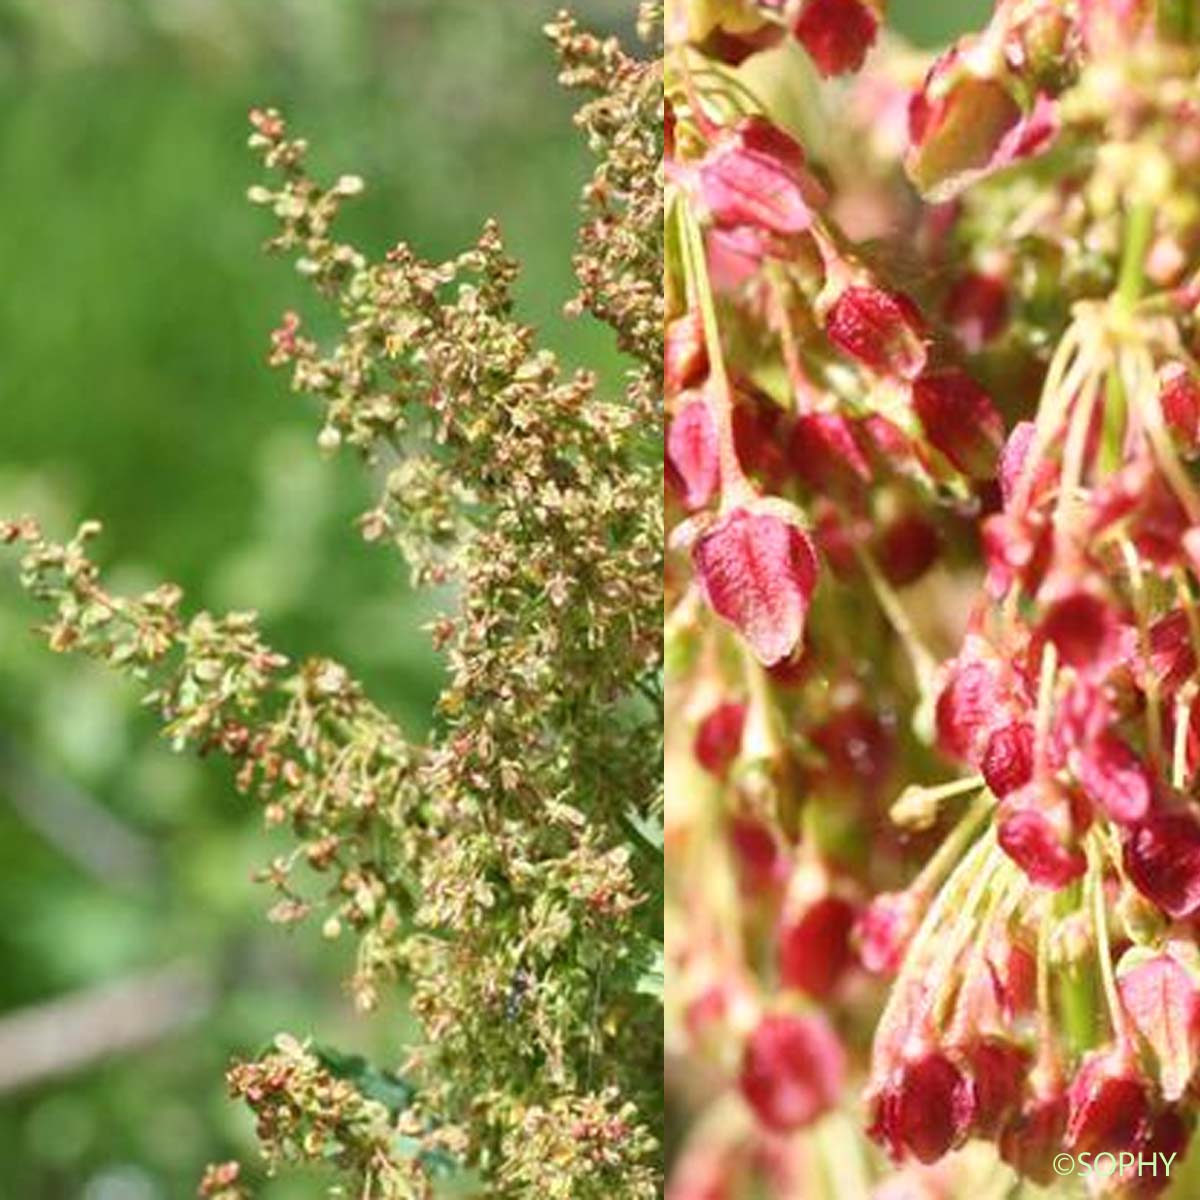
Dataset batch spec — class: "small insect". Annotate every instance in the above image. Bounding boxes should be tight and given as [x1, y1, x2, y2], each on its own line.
[505, 968, 533, 1021]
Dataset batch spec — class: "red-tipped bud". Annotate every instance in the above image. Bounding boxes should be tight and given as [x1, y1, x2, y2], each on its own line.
[1125, 813, 1200, 919]
[824, 286, 927, 382]
[867, 1048, 975, 1163]
[911, 368, 1004, 479]
[791, 0, 879, 78]
[694, 702, 747, 777]
[668, 396, 720, 511]
[778, 894, 858, 1000]
[693, 508, 820, 666]
[739, 1013, 845, 1132]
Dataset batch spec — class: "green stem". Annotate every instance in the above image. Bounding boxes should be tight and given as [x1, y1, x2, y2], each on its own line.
[1116, 202, 1154, 315]
[1088, 834, 1127, 1043]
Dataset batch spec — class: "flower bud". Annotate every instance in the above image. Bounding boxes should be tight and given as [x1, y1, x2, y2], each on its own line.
[855, 890, 923, 976]
[778, 893, 858, 1000]
[911, 368, 1004, 480]
[1160, 363, 1200, 454]
[943, 270, 1009, 352]
[789, 411, 873, 501]
[1074, 731, 1155, 826]
[792, 0, 880, 78]
[692, 507, 820, 666]
[999, 1079, 1068, 1185]
[867, 1046, 975, 1163]
[694, 701, 747, 777]
[1125, 813, 1200, 919]
[739, 1012, 845, 1132]
[980, 721, 1035, 798]
[1064, 1046, 1153, 1157]
[666, 312, 709, 395]
[962, 1038, 1031, 1138]
[824, 286, 928, 382]
[997, 781, 1088, 889]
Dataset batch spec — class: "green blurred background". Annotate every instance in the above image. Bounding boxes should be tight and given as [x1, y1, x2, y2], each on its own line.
[0, 2, 989, 1197]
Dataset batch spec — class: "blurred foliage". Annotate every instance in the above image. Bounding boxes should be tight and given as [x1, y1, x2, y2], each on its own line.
[0, 2, 994, 1197]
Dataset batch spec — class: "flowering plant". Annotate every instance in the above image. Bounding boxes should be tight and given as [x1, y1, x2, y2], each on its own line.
[667, 0, 1200, 1195]
[5, 9, 663, 1199]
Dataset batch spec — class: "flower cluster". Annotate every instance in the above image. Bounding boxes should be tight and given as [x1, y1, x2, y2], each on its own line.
[667, 1, 1200, 1195]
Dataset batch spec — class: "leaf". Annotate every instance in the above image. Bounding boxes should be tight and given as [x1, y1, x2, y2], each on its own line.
[636, 944, 664, 1001]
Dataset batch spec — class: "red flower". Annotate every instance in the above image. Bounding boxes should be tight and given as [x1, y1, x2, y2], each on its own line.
[1065, 1047, 1153, 1157]
[911, 368, 1004, 479]
[824, 286, 927, 382]
[868, 1048, 975, 1163]
[875, 509, 941, 587]
[694, 702, 747, 777]
[935, 651, 1007, 765]
[980, 721, 1035, 798]
[1074, 732, 1155, 826]
[792, 0, 879, 78]
[963, 1038, 1031, 1138]
[698, 117, 820, 236]
[999, 1082, 1069, 1185]
[1125, 813, 1200, 919]
[729, 816, 790, 895]
[668, 396, 720, 511]
[788, 411, 872, 501]
[943, 270, 1009, 352]
[1037, 590, 1126, 673]
[997, 782, 1087, 889]
[693, 508, 819, 666]
[855, 890, 922, 975]
[778, 894, 858, 999]
[739, 1013, 845, 1132]
[1160, 364, 1200, 453]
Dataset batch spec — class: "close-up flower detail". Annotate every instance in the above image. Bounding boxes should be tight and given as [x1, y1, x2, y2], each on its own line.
[667, 0, 1200, 1195]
